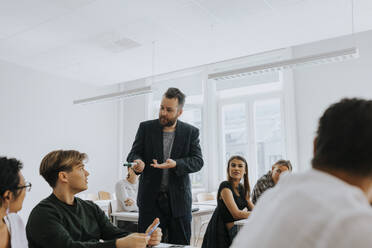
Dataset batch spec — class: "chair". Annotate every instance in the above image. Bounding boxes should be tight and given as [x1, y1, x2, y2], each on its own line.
[195, 192, 216, 246]
[111, 192, 117, 200]
[85, 193, 99, 201]
[197, 192, 215, 202]
[111, 200, 119, 214]
[98, 191, 111, 200]
[211, 191, 217, 199]
[108, 199, 120, 224]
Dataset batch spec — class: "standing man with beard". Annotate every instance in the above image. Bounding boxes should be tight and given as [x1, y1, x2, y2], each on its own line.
[127, 87, 204, 245]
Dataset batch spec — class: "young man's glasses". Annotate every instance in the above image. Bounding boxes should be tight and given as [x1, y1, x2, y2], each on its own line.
[16, 182, 32, 192]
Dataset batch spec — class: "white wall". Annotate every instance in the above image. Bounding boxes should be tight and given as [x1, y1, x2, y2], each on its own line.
[293, 30, 372, 170]
[118, 30, 372, 193]
[118, 79, 149, 181]
[0, 60, 120, 221]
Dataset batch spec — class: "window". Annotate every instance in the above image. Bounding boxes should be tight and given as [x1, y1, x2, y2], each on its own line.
[217, 73, 286, 185]
[179, 105, 203, 188]
[221, 104, 248, 162]
[254, 98, 284, 177]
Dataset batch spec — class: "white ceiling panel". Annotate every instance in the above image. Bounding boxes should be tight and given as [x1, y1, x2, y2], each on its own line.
[1, 0, 372, 85]
[0, 0, 68, 40]
[195, 0, 270, 22]
[264, 0, 307, 8]
[153, 2, 219, 41]
[48, 0, 98, 10]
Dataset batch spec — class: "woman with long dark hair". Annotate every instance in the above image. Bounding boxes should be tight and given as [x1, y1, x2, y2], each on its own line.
[202, 155, 254, 248]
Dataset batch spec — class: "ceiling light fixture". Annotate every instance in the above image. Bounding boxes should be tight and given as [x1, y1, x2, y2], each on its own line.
[209, 47, 359, 81]
[73, 86, 152, 105]
[211, 0, 359, 81]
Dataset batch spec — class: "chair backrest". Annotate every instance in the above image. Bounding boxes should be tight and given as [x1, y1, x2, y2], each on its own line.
[211, 191, 217, 198]
[85, 193, 99, 201]
[98, 191, 111, 200]
[197, 192, 215, 202]
[109, 199, 119, 214]
[111, 192, 117, 200]
[108, 199, 120, 223]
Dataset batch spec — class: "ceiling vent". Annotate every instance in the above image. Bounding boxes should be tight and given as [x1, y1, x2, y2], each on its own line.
[98, 32, 141, 53]
[112, 37, 141, 51]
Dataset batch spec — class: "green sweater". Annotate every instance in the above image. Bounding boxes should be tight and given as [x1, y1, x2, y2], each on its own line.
[26, 194, 128, 248]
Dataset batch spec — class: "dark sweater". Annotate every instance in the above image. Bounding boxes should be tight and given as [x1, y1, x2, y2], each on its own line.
[26, 194, 128, 248]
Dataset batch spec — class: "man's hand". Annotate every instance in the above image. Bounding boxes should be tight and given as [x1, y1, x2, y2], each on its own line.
[150, 159, 176, 169]
[146, 218, 162, 246]
[124, 198, 134, 206]
[132, 159, 145, 173]
[116, 233, 149, 248]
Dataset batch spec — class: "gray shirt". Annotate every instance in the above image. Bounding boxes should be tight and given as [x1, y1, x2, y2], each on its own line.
[160, 131, 175, 192]
[251, 171, 275, 204]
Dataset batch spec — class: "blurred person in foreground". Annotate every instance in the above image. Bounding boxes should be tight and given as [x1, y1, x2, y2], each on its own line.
[232, 98, 372, 248]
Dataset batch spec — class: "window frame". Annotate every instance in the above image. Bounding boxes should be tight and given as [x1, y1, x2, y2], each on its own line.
[217, 89, 285, 185]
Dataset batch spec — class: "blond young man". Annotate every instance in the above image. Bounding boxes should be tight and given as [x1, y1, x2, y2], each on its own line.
[26, 150, 161, 248]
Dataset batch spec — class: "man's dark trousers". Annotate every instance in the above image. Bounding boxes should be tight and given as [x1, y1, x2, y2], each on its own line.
[138, 192, 191, 245]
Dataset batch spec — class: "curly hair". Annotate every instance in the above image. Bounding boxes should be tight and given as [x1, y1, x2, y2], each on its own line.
[312, 98, 372, 176]
[0, 157, 23, 207]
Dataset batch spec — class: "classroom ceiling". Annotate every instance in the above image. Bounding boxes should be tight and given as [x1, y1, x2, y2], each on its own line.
[1, 0, 372, 85]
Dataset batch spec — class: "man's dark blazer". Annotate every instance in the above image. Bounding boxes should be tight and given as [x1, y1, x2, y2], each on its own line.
[127, 119, 204, 218]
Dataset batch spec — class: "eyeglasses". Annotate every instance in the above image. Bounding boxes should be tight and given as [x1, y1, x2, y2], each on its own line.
[15, 182, 32, 192]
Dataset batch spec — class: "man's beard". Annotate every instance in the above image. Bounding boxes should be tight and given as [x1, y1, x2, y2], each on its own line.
[159, 116, 177, 127]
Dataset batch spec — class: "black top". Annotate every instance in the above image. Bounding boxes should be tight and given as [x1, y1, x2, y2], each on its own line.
[26, 194, 128, 248]
[217, 181, 249, 223]
[202, 181, 250, 248]
[126, 119, 204, 219]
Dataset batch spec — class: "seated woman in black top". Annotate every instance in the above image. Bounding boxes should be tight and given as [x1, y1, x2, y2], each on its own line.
[202, 155, 254, 248]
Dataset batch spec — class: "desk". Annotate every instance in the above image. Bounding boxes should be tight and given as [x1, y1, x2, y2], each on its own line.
[94, 200, 111, 216]
[111, 205, 215, 245]
[111, 211, 139, 223]
[192, 200, 217, 206]
[234, 219, 248, 232]
[155, 243, 195, 247]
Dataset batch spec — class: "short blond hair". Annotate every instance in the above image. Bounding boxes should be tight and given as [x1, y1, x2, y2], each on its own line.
[40, 150, 87, 188]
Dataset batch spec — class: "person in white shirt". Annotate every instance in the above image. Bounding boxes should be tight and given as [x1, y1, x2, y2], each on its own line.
[0, 157, 30, 248]
[232, 98, 372, 248]
[115, 166, 139, 232]
[115, 166, 139, 212]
